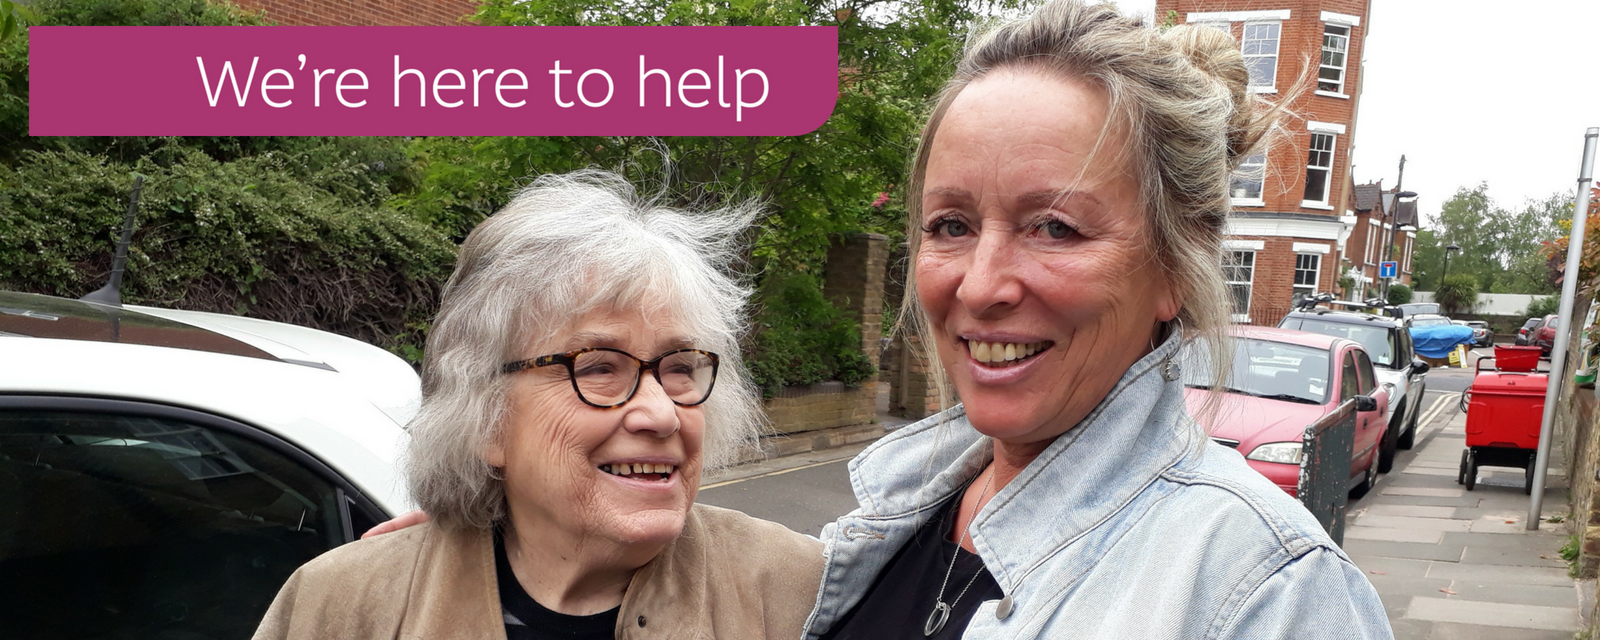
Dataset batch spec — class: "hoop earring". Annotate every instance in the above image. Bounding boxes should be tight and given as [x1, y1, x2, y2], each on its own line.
[1160, 316, 1185, 381]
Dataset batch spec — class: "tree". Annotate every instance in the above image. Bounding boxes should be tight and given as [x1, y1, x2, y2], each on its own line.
[1543, 186, 1600, 296]
[1435, 274, 1480, 315]
[1525, 295, 1559, 317]
[1411, 184, 1568, 293]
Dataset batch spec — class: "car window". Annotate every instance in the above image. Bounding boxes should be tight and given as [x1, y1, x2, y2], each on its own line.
[0, 409, 352, 639]
[1180, 338, 1329, 404]
[1340, 351, 1359, 402]
[1354, 350, 1377, 395]
[1548, 317, 1560, 329]
[1290, 318, 1399, 367]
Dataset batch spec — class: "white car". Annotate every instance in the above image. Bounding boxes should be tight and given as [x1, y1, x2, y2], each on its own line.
[0, 290, 416, 639]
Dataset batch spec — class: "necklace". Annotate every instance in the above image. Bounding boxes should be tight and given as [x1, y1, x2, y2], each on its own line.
[924, 468, 996, 637]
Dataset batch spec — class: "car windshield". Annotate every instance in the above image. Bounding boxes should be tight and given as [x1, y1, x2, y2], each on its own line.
[1283, 319, 1398, 367]
[1181, 338, 1329, 405]
[1412, 317, 1450, 327]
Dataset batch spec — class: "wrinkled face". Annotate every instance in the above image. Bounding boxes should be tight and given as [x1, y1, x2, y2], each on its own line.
[916, 68, 1179, 447]
[488, 304, 705, 548]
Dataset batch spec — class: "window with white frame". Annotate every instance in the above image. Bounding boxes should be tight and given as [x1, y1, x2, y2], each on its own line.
[1293, 254, 1320, 303]
[1365, 221, 1379, 265]
[1230, 153, 1266, 202]
[1223, 251, 1255, 318]
[1319, 24, 1349, 94]
[1303, 133, 1335, 204]
[1241, 22, 1281, 92]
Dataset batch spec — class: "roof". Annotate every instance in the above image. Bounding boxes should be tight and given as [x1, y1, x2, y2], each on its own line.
[1353, 183, 1384, 212]
[1231, 325, 1343, 350]
[1283, 307, 1406, 328]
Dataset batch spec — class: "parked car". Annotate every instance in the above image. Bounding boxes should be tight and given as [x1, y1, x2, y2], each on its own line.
[1454, 320, 1493, 347]
[1531, 314, 1561, 357]
[0, 290, 416, 639]
[1279, 308, 1430, 472]
[1515, 317, 1543, 346]
[1396, 302, 1441, 318]
[1180, 326, 1390, 496]
[1407, 313, 1453, 328]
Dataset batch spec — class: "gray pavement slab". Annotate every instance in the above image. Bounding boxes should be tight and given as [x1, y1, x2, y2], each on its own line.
[1343, 538, 1467, 562]
[1405, 597, 1579, 632]
[1365, 504, 1460, 519]
[1425, 562, 1575, 587]
[1444, 581, 1581, 608]
[1424, 622, 1575, 640]
[1349, 555, 1433, 578]
[1354, 514, 1474, 532]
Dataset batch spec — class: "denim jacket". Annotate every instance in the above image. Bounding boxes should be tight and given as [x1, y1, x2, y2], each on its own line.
[803, 336, 1393, 639]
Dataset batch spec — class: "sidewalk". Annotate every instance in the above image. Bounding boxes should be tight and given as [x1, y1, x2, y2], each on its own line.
[1346, 403, 1583, 639]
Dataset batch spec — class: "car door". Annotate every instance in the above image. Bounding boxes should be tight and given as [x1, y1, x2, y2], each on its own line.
[1353, 348, 1384, 463]
[1338, 348, 1362, 480]
[0, 397, 386, 640]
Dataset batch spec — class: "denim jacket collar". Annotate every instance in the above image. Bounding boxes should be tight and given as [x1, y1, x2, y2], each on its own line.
[843, 333, 1199, 591]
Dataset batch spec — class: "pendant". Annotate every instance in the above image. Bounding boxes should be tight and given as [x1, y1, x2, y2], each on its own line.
[924, 601, 952, 637]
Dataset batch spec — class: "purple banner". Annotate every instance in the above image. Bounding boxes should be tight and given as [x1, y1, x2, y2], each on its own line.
[29, 26, 839, 136]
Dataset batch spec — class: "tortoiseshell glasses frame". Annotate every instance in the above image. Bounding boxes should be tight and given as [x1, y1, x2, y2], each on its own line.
[501, 347, 721, 409]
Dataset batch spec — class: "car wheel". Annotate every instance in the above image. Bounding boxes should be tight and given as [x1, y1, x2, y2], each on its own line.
[1397, 405, 1418, 450]
[1356, 450, 1379, 496]
[1378, 411, 1399, 473]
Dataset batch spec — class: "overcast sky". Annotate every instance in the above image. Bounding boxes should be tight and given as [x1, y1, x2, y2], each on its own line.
[1110, 0, 1600, 225]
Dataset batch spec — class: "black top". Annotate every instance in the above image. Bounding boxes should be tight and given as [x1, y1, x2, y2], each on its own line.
[820, 491, 1003, 640]
[494, 530, 620, 640]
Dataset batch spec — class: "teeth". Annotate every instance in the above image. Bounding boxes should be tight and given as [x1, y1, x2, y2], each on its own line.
[601, 463, 676, 477]
[966, 340, 1048, 365]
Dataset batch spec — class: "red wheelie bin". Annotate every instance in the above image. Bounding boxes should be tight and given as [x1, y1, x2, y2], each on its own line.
[1458, 346, 1546, 493]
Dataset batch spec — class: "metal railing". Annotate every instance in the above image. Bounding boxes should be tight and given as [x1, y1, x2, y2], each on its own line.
[1297, 399, 1358, 545]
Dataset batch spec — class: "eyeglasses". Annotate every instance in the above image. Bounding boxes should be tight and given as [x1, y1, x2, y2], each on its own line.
[501, 347, 720, 409]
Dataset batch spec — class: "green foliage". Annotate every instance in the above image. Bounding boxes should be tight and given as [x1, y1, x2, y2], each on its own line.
[1561, 533, 1580, 578]
[1435, 274, 1480, 315]
[1411, 184, 1568, 293]
[0, 146, 456, 353]
[747, 273, 877, 397]
[0, 0, 449, 361]
[1386, 283, 1412, 305]
[1526, 295, 1560, 318]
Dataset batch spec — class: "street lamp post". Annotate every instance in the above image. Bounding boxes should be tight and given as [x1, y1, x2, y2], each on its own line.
[1439, 243, 1461, 309]
[1381, 158, 1419, 303]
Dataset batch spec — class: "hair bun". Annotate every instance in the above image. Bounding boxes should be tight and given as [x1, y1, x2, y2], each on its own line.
[1162, 24, 1270, 167]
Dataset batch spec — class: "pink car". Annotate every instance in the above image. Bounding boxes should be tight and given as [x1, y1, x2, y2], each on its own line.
[1182, 326, 1391, 496]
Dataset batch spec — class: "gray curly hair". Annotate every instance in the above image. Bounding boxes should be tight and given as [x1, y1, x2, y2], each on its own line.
[405, 168, 764, 530]
[903, 0, 1284, 408]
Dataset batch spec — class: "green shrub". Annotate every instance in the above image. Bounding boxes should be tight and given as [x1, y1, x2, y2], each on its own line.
[748, 273, 876, 397]
[1526, 295, 1560, 318]
[0, 146, 456, 356]
[1436, 274, 1480, 315]
[1387, 283, 1413, 305]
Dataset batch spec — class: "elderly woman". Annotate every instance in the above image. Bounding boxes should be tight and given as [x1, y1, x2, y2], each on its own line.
[803, 3, 1392, 639]
[252, 170, 822, 640]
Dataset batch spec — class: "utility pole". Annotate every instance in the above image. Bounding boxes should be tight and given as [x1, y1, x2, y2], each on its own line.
[1381, 155, 1405, 302]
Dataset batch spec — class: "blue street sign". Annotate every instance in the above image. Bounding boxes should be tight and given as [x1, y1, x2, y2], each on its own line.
[1379, 261, 1398, 279]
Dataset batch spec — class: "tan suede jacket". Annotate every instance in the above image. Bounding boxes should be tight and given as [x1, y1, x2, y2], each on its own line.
[253, 503, 824, 640]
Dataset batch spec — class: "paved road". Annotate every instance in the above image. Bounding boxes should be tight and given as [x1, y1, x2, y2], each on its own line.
[699, 347, 1498, 536]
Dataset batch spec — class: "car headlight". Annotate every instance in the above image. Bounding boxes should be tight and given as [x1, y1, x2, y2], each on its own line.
[1246, 442, 1303, 465]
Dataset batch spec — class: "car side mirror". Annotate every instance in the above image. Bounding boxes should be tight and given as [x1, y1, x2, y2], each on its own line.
[1412, 360, 1430, 375]
[1355, 395, 1378, 413]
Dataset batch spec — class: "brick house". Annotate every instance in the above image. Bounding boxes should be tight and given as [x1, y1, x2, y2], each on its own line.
[1153, 0, 1372, 325]
[231, 0, 478, 26]
[1343, 181, 1420, 302]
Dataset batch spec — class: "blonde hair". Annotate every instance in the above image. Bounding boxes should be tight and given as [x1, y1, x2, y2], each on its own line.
[405, 169, 764, 530]
[902, 0, 1282, 412]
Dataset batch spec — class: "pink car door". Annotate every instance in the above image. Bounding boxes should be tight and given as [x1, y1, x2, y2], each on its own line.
[1352, 348, 1384, 469]
[1337, 349, 1363, 480]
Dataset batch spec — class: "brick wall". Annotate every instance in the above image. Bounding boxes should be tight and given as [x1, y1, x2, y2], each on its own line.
[232, 0, 478, 26]
[1233, 235, 1337, 325]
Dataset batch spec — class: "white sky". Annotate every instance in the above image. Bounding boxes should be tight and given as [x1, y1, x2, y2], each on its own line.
[1110, 0, 1600, 224]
